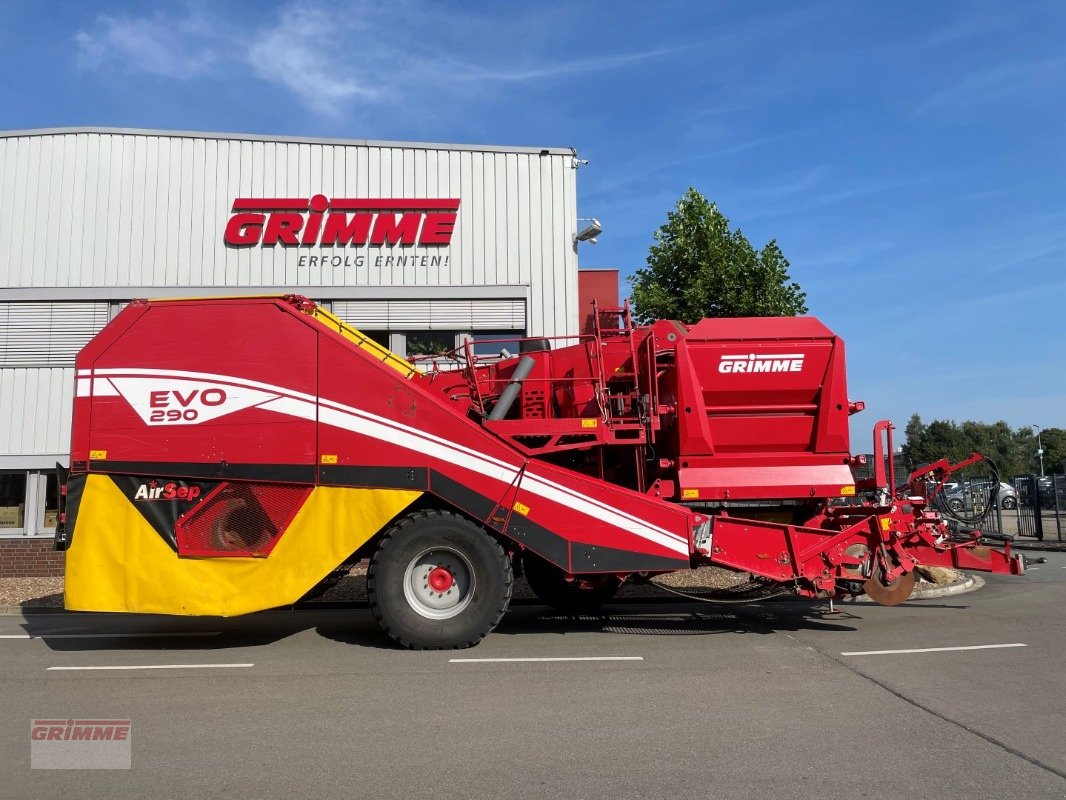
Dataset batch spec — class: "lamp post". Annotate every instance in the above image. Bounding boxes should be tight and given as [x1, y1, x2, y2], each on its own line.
[1035, 425, 1045, 477]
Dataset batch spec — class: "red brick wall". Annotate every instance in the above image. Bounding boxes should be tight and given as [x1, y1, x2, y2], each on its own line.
[0, 538, 65, 577]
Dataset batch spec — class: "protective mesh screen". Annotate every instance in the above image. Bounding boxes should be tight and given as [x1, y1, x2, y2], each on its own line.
[175, 483, 311, 557]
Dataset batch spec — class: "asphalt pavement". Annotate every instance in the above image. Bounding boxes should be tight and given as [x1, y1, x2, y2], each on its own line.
[2, 553, 1065, 799]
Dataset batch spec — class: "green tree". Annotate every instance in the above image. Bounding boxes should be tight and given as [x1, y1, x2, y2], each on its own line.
[901, 416, 1065, 478]
[628, 188, 808, 323]
[1028, 427, 1066, 475]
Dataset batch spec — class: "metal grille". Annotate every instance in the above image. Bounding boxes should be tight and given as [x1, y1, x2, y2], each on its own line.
[0, 302, 110, 367]
[175, 483, 311, 557]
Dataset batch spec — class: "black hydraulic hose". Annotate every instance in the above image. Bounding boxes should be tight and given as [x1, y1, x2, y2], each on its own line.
[932, 456, 1002, 529]
[487, 355, 536, 420]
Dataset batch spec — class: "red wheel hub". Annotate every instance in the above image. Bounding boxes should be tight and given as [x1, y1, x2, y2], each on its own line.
[427, 566, 454, 593]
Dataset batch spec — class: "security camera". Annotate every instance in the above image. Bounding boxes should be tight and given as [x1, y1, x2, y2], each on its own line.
[575, 218, 602, 243]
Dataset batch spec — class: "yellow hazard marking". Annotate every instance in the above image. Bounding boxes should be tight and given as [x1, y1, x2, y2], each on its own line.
[880, 518, 892, 531]
[310, 306, 420, 378]
[682, 488, 699, 499]
[840, 485, 856, 496]
[89, 450, 107, 460]
[512, 501, 530, 516]
[581, 419, 598, 429]
[64, 477, 421, 616]
[320, 454, 338, 464]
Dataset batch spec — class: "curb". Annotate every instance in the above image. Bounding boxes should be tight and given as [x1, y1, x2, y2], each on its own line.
[0, 605, 67, 616]
[1008, 542, 1066, 553]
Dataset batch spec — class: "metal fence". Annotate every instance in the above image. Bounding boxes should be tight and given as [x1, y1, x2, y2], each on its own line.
[1009, 474, 1065, 542]
[928, 475, 1065, 542]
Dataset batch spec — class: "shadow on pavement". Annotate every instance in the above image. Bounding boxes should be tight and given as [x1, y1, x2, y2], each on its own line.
[18, 596, 979, 652]
[495, 601, 858, 638]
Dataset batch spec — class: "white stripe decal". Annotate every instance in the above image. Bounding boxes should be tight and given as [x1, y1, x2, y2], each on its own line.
[83, 368, 690, 556]
[318, 405, 522, 485]
[521, 475, 687, 551]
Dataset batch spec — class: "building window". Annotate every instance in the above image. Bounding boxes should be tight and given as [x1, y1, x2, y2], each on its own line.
[0, 470, 59, 536]
[403, 331, 459, 357]
[364, 330, 390, 348]
[0, 472, 27, 532]
[42, 471, 59, 530]
[470, 331, 525, 357]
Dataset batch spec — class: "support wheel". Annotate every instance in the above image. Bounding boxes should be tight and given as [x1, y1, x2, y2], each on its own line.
[523, 554, 622, 613]
[367, 509, 513, 649]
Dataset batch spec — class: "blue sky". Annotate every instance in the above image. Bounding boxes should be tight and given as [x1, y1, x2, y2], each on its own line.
[2, 0, 1063, 442]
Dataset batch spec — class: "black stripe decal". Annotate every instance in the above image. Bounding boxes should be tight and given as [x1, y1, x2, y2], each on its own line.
[319, 465, 429, 490]
[507, 513, 571, 571]
[429, 471, 499, 523]
[92, 461, 315, 483]
[569, 542, 689, 573]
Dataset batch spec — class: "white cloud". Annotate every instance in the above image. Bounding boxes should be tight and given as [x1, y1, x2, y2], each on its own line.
[244, 3, 381, 116]
[74, 9, 222, 79]
[73, 0, 684, 117]
[913, 56, 1066, 114]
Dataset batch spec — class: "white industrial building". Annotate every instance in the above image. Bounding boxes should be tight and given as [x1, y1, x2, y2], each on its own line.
[0, 127, 584, 537]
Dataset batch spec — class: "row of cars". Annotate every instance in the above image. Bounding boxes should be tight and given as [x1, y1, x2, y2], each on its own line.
[937, 477, 1065, 512]
[938, 481, 1018, 511]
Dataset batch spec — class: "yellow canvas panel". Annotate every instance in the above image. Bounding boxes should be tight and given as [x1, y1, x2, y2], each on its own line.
[65, 475, 420, 616]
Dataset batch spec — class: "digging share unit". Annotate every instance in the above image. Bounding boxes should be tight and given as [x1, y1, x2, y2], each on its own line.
[56, 295, 1022, 648]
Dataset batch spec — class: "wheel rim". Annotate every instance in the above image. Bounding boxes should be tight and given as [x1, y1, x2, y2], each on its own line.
[402, 547, 475, 620]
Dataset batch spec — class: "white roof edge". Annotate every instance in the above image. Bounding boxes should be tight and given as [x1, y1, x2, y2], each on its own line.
[0, 126, 577, 156]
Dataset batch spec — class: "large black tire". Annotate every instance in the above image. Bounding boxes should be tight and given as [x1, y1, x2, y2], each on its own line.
[367, 509, 513, 649]
[523, 554, 622, 613]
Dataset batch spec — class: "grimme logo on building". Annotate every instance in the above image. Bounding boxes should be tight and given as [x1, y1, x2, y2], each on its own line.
[718, 353, 805, 374]
[224, 195, 459, 268]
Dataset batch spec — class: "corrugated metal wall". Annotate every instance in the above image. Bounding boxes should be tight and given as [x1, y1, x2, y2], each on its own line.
[0, 368, 74, 457]
[0, 128, 580, 464]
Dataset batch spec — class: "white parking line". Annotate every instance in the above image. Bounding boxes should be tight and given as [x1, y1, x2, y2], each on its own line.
[841, 643, 1027, 656]
[449, 656, 644, 663]
[0, 632, 221, 639]
[47, 663, 254, 671]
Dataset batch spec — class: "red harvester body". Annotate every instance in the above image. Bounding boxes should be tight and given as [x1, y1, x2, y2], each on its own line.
[57, 295, 1022, 647]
